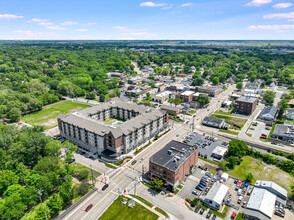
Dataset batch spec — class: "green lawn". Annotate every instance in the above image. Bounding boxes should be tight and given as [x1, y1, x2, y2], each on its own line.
[219, 129, 239, 135]
[228, 156, 294, 192]
[155, 207, 169, 218]
[104, 118, 114, 123]
[99, 197, 158, 220]
[211, 114, 247, 129]
[209, 205, 229, 219]
[236, 213, 245, 220]
[129, 194, 153, 208]
[22, 101, 91, 129]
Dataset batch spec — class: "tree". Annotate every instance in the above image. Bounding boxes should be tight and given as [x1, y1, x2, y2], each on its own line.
[150, 177, 164, 192]
[8, 107, 21, 122]
[192, 77, 204, 86]
[245, 172, 254, 183]
[0, 170, 18, 195]
[59, 178, 75, 205]
[196, 94, 210, 107]
[212, 77, 219, 85]
[173, 98, 183, 106]
[277, 99, 290, 119]
[99, 94, 105, 102]
[86, 91, 96, 99]
[236, 82, 243, 91]
[227, 156, 240, 169]
[34, 204, 50, 220]
[63, 141, 77, 164]
[47, 193, 63, 215]
[114, 88, 121, 97]
[263, 91, 275, 105]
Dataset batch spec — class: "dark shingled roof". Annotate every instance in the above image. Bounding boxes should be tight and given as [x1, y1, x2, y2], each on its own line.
[149, 140, 198, 171]
[203, 116, 224, 124]
[259, 106, 278, 118]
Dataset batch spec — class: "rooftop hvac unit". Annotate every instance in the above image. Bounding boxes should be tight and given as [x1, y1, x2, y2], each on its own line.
[167, 150, 172, 155]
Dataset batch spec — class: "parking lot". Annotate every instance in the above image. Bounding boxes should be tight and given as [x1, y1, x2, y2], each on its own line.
[184, 132, 228, 161]
[246, 121, 271, 141]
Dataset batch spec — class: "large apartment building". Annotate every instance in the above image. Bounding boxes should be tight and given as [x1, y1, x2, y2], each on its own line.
[58, 100, 169, 161]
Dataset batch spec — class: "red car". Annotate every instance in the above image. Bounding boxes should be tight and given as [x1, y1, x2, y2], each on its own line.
[231, 212, 237, 219]
[237, 180, 242, 185]
[85, 204, 93, 212]
[260, 136, 266, 139]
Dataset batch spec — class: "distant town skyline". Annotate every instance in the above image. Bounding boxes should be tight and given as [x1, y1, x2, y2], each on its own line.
[0, 0, 294, 40]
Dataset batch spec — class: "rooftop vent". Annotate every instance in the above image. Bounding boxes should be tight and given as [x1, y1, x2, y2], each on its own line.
[167, 150, 172, 155]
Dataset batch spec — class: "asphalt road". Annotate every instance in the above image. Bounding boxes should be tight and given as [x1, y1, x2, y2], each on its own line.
[60, 122, 189, 220]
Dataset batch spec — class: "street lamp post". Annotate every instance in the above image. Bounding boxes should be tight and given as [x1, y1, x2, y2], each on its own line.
[37, 189, 48, 220]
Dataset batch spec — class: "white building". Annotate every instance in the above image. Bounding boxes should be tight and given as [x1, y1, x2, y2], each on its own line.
[203, 183, 229, 210]
[151, 91, 172, 104]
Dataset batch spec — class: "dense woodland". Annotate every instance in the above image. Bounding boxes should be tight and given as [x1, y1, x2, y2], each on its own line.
[0, 125, 79, 219]
[0, 42, 294, 123]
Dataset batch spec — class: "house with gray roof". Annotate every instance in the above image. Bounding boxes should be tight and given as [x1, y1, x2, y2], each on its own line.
[57, 100, 169, 161]
[202, 116, 225, 128]
[258, 106, 278, 125]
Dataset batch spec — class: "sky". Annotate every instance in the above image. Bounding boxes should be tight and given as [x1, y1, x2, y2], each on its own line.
[0, 0, 294, 40]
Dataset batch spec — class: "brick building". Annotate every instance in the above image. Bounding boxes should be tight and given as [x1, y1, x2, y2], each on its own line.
[193, 86, 222, 97]
[234, 96, 258, 115]
[149, 140, 198, 189]
[175, 91, 195, 102]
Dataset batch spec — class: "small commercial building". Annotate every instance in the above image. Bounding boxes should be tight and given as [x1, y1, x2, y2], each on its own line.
[211, 146, 228, 160]
[151, 91, 172, 104]
[202, 116, 225, 128]
[234, 96, 258, 115]
[244, 188, 276, 220]
[149, 140, 198, 190]
[160, 105, 181, 116]
[203, 183, 229, 210]
[271, 124, 294, 142]
[194, 86, 222, 97]
[255, 180, 287, 202]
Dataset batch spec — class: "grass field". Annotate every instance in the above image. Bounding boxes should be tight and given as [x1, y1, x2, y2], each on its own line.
[228, 156, 294, 192]
[219, 129, 239, 135]
[98, 197, 158, 220]
[211, 114, 247, 129]
[22, 101, 91, 129]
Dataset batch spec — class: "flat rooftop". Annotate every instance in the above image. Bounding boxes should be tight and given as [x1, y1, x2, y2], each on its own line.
[181, 91, 194, 96]
[236, 96, 257, 103]
[149, 140, 198, 171]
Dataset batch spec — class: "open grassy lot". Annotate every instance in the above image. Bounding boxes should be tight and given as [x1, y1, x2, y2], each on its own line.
[99, 197, 158, 220]
[211, 114, 247, 129]
[22, 101, 92, 129]
[219, 129, 239, 135]
[228, 156, 294, 192]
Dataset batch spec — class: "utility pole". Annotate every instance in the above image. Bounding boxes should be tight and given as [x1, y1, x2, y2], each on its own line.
[90, 165, 94, 186]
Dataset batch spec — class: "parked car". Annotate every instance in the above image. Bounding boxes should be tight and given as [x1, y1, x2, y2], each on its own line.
[131, 160, 137, 165]
[192, 190, 198, 195]
[242, 201, 247, 208]
[205, 171, 213, 177]
[85, 204, 93, 212]
[271, 142, 277, 145]
[200, 208, 205, 215]
[234, 179, 238, 184]
[212, 215, 217, 220]
[196, 186, 204, 191]
[265, 127, 271, 130]
[206, 211, 212, 219]
[231, 212, 237, 219]
[140, 157, 144, 163]
[195, 205, 201, 213]
[102, 184, 109, 191]
[237, 196, 244, 204]
[238, 189, 242, 196]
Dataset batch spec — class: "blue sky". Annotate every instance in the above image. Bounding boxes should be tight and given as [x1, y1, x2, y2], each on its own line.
[0, 0, 294, 40]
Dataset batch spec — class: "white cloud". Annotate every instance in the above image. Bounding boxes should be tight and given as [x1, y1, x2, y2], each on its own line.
[60, 21, 78, 26]
[129, 32, 157, 37]
[140, 2, 166, 7]
[113, 26, 128, 31]
[248, 24, 294, 30]
[38, 22, 53, 26]
[180, 3, 193, 7]
[0, 14, 24, 20]
[263, 12, 294, 21]
[161, 5, 172, 10]
[46, 26, 65, 30]
[84, 22, 96, 26]
[13, 30, 58, 38]
[273, 3, 293, 9]
[246, 0, 272, 7]
[27, 18, 48, 23]
[76, 29, 88, 32]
